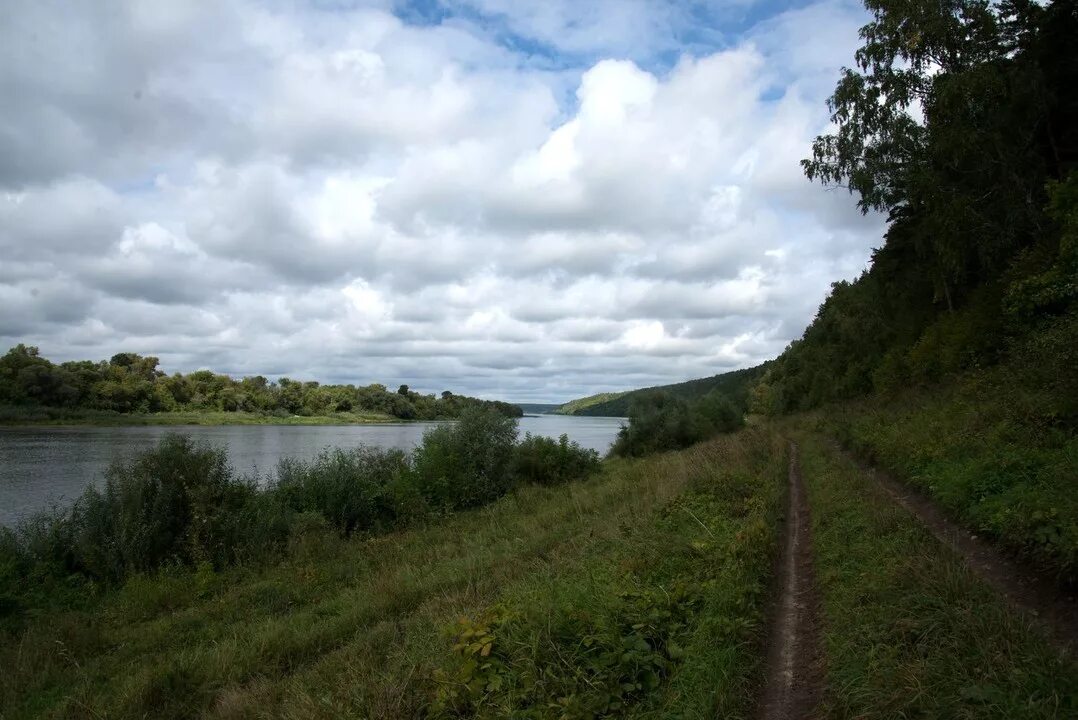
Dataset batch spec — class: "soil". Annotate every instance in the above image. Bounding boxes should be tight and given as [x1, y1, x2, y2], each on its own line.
[756, 442, 825, 720]
[837, 442, 1078, 658]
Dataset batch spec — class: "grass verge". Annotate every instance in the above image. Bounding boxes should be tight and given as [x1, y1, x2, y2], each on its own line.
[429, 426, 784, 719]
[797, 432, 1078, 719]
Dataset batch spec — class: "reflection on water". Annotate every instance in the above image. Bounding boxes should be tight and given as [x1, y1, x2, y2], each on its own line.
[0, 414, 625, 525]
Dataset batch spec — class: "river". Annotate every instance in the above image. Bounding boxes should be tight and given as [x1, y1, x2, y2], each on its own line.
[0, 414, 625, 526]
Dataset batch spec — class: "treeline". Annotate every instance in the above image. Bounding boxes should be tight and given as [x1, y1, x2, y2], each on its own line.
[0, 345, 522, 420]
[755, 0, 1078, 413]
[0, 410, 599, 615]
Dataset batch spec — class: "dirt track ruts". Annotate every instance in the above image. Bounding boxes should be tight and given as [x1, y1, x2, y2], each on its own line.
[837, 442, 1078, 657]
[757, 442, 824, 720]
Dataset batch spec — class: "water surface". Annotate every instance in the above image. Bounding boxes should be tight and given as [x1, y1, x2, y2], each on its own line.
[0, 414, 624, 526]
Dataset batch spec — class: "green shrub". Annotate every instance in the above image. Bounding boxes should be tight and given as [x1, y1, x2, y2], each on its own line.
[510, 433, 601, 486]
[695, 390, 744, 433]
[274, 447, 411, 535]
[611, 390, 744, 458]
[612, 393, 704, 457]
[4, 435, 290, 588]
[70, 435, 266, 579]
[411, 409, 518, 510]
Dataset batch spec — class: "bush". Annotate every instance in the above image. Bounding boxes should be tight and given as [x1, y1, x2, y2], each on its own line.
[411, 408, 518, 510]
[72, 435, 281, 580]
[611, 391, 744, 458]
[3, 435, 290, 587]
[695, 390, 744, 434]
[511, 433, 601, 486]
[273, 447, 412, 535]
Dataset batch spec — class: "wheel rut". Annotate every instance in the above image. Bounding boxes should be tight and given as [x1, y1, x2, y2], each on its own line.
[835, 442, 1078, 657]
[756, 442, 824, 720]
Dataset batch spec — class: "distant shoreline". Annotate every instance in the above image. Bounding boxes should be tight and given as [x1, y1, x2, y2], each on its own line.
[0, 409, 411, 428]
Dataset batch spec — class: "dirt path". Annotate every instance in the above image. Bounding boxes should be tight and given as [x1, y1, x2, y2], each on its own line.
[835, 442, 1078, 657]
[757, 442, 824, 720]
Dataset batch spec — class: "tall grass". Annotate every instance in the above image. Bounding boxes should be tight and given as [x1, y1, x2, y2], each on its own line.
[797, 433, 1078, 718]
[431, 427, 784, 718]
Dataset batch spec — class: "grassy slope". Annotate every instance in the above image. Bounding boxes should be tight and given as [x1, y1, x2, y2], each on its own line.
[795, 432, 1078, 718]
[557, 365, 767, 417]
[0, 407, 401, 426]
[806, 315, 1078, 584]
[1, 429, 782, 719]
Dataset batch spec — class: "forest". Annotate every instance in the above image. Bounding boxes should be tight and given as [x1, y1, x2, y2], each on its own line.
[752, 0, 1077, 414]
[0, 345, 522, 421]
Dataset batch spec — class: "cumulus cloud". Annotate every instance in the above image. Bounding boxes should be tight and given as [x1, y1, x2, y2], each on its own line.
[1, 0, 882, 402]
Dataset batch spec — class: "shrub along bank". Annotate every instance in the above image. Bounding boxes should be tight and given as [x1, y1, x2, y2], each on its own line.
[0, 409, 600, 626]
[610, 389, 744, 458]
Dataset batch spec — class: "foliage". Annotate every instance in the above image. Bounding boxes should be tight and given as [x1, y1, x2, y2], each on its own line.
[0, 345, 522, 422]
[510, 433, 601, 486]
[0, 409, 609, 628]
[411, 408, 519, 511]
[769, 0, 1078, 413]
[0, 427, 770, 719]
[11, 436, 289, 585]
[610, 389, 744, 457]
[818, 313, 1078, 583]
[274, 447, 413, 535]
[553, 391, 628, 416]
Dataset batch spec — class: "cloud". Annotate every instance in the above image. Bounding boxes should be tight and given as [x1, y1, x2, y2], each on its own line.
[0, 0, 880, 402]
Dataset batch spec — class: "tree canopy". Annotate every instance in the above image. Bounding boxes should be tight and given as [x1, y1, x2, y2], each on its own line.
[763, 0, 1078, 412]
[0, 345, 522, 420]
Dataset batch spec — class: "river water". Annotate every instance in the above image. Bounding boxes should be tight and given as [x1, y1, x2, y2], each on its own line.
[0, 415, 625, 526]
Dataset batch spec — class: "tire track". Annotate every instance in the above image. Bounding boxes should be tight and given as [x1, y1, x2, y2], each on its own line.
[757, 442, 824, 720]
[834, 442, 1078, 657]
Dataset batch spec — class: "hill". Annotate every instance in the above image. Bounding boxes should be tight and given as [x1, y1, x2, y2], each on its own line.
[551, 391, 628, 416]
[556, 364, 768, 417]
[514, 403, 562, 415]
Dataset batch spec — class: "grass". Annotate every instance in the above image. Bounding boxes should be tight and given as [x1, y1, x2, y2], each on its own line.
[430, 426, 784, 718]
[0, 406, 401, 426]
[795, 431, 1078, 719]
[818, 377, 1078, 585]
[814, 314, 1078, 584]
[0, 428, 783, 719]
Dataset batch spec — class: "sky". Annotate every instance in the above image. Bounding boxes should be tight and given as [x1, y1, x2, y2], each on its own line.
[0, 0, 885, 403]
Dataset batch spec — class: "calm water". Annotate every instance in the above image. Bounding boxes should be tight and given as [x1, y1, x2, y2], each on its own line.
[0, 415, 625, 526]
